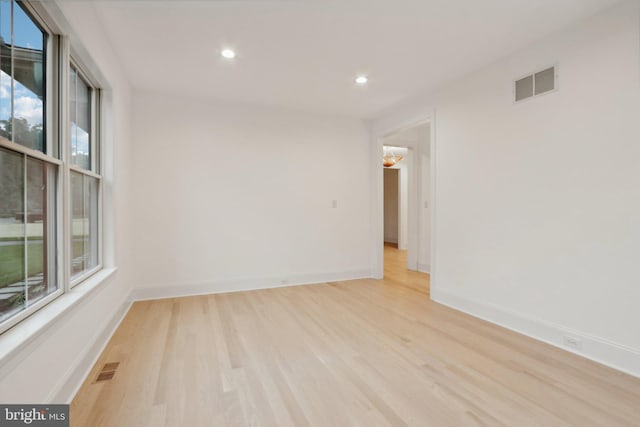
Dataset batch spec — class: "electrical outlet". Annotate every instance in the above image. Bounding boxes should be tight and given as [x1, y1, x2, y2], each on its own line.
[563, 335, 582, 350]
[281, 279, 289, 285]
[332, 200, 338, 208]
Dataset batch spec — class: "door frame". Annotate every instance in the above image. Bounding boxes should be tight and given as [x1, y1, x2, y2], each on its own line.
[371, 113, 436, 288]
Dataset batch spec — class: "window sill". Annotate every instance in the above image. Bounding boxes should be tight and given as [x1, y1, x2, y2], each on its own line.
[0, 267, 117, 377]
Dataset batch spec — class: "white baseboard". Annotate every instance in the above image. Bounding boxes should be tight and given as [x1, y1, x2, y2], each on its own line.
[130, 269, 373, 301]
[48, 300, 132, 403]
[42, 274, 639, 405]
[431, 288, 640, 378]
[417, 262, 430, 273]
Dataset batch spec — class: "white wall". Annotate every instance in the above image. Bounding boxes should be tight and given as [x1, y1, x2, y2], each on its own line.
[418, 147, 430, 272]
[373, 1, 640, 375]
[0, 2, 134, 402]
[130, 91, 372, 298]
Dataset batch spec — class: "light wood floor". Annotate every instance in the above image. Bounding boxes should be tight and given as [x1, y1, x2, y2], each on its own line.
[71, 247, 640, 426]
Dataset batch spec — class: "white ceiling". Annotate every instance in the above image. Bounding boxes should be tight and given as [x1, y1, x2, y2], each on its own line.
[95, 0, 618, 119]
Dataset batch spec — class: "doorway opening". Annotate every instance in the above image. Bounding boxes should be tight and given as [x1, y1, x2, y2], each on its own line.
[380, 122, 431, 283]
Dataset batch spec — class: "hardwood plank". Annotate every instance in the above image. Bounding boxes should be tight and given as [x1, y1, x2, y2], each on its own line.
[71, 247, 640, 426]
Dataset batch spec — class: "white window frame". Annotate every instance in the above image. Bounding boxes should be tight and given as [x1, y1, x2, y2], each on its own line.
[0, 1, 63, 335]
[0, 0, 105, 334]
[67, 60, 103, 289]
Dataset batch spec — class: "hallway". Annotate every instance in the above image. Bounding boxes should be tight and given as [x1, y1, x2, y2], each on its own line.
[383, 244, 429, 295]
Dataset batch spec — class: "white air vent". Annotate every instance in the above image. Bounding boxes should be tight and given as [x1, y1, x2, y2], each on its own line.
[515, 66, 556, 102]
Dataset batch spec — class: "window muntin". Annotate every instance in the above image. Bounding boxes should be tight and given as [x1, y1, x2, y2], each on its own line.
[0, 0, 46, 153]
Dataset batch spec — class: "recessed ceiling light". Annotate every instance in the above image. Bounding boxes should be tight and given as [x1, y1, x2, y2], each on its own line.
[221, 49, 236, 59]
[355, 75, 368, 85]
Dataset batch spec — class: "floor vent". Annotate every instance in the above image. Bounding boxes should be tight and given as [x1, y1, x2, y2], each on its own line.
[96, 362, 120, 382]
[102, 362, 120, 371]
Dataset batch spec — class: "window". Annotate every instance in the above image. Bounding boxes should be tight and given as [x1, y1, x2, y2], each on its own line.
[69, 65, 100, 283]
[0, 0, 46, 152]
[0, 1, 103, 333]
[70, 66, 92, 170]
[0, 1, 59, 328]
[70, 171, 99, 280]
